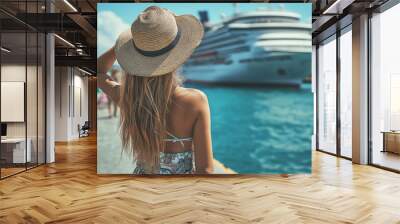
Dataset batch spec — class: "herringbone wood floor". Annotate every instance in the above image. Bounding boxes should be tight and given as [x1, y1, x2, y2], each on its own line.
[1, 135, 400, 224]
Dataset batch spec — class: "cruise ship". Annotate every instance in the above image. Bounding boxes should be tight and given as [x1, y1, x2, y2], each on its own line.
[181, 7, 312, 87]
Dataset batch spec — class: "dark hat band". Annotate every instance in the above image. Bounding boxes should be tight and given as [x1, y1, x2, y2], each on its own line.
[132, 30, 181, 57]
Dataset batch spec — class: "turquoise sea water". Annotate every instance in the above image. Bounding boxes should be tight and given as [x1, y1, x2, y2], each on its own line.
[186, 83, 313, 174]
[97, 84, 313, 174]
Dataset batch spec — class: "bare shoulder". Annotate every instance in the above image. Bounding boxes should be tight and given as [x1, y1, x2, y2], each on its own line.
[179, 87, 208, 101]
[173, 87, 209, 111]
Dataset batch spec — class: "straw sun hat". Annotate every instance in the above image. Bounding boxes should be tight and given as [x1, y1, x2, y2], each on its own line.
[114, 6, 204, 77]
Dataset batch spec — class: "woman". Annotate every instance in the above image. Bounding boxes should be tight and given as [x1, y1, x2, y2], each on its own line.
[98, 6, 214, 174]
[106, 69, 120, 118]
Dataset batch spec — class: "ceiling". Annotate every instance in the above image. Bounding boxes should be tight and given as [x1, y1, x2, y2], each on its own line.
[311, 0, 391, 43]
[0, 0, 99, 73]
[0, 0, 395, 73]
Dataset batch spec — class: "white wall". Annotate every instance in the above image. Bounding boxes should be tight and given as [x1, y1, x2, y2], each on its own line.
[71, 73, 89, 138]
[55, 66, 69, 141]
[1, 65, 26, 139]
[54, 67, 89, 141]
[1, 64, 26, 81]
[1, 65, 41, 137]
[1, 63, 46, 164]
[1, 82, 25, 122]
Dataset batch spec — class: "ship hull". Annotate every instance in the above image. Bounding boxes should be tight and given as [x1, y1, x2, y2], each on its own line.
[182, 51, 311, 88]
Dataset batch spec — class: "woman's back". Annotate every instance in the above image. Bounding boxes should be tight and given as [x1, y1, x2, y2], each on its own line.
[164, 87, 206, 153]
[133, 86, 213, 174]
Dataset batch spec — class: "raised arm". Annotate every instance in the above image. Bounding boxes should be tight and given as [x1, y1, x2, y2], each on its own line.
[193, 91, 214, 174]
[97, 47, 120, 103]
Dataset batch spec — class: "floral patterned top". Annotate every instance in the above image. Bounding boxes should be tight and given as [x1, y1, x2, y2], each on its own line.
[133, 151, 194, 174]
[133, 133, 194, 174]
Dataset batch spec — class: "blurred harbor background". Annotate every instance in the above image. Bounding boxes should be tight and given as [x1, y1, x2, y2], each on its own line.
[98, 83, 312, 174]
[189, 83, 313, 173]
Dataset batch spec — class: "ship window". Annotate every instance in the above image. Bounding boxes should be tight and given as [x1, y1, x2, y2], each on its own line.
[258, 37, 311, 41]
[201, 29, 230, 43]
[238, 18, 296, 24]
[196, 40, 246, 54]
[239, 55, 291, 63]
[227, 16, 299, 25]
[199, 33, 246, 47]
[186, 47, 249, 66]
[220, 46, 250, 54]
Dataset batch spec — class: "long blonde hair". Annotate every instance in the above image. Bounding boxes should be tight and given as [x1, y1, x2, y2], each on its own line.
[119, 72, 181, 172]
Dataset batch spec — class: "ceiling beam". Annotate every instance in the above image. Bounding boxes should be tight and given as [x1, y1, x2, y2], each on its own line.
[323, 0, 356, 14]
[67, 13, 97, 46]
[55, 55, 96, 71]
